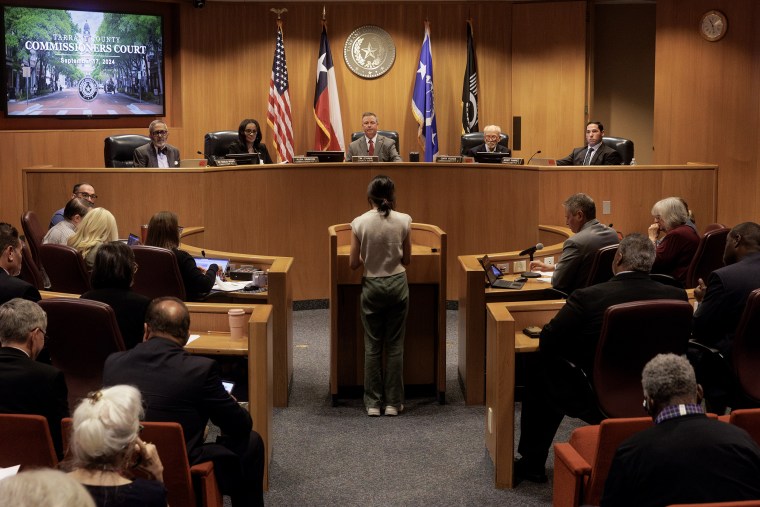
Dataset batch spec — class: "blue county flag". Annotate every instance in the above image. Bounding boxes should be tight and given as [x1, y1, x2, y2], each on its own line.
[462, 20, 479, 133]
[313, 24, 345, 151]
[411, 21, 439, 162]
[267, 21, 295, 163]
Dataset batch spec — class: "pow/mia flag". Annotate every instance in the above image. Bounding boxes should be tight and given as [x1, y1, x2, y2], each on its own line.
[462, 20, 479, 134]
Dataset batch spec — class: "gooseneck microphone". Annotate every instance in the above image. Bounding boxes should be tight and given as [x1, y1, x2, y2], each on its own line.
[519, 243, 544, 278]
[527, 150, 542, 165]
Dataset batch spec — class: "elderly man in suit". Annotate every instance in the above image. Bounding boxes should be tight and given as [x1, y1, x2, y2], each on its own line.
[103, 297, 264, 506]
[556, 121, 623, 166]
[515, 234, 688, 484]
[346, 112, 402, 162]
[133, 120, 181, 168]
[0, 223, 41, 305]
[0, 298, 68, 458]
[466, 124, 509, 157]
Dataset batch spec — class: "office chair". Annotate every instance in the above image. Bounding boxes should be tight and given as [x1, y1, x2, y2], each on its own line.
[203, 131, 239, 164]
[20, 210, 45, 267]
[131, 245, 187, 300]
[38, 244, 91, 294]
[460, 132, 510, 156]
[350, 130, 400, 155]
[601, 136, 634, 165]
[585, 244, 619, 287]
[0, 414, 58, 470]
[104, 135, 151, 167]
[18, 242, 45, 289]
[685, 227, 729, 289]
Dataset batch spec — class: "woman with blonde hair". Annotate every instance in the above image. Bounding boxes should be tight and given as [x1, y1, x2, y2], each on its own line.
[67, 207, 118, 270]
[66, 385, 166, 506]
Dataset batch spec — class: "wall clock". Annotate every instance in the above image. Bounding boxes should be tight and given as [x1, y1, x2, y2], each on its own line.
[700, 10, 727, 42]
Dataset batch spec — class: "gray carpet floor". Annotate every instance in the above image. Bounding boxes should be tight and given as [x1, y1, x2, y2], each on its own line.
[262, 309, 585, 506]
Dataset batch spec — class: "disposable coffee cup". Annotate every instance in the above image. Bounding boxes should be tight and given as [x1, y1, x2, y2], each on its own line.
[228, 308, 247, 340]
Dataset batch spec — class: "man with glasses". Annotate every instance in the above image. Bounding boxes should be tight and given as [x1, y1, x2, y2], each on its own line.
[0, 298, 68, 458]
[133, 120, 181, 168]
[466, 124, 509, 157]
[49, 182, 97, 228]
[0, 223, 41, 305]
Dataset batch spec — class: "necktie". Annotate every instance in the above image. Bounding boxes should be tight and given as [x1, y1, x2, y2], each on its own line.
[583, 147, 593, 165]
[368, 139, 375, 156]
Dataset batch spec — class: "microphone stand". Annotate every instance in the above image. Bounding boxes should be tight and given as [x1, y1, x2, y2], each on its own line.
[521, 250, 542, 278]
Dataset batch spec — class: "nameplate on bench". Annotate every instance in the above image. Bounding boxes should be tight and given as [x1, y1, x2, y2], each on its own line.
[501, 158, 525, 165]
[293, 156, 319, 164]
[214, 158, 237, 167]
[351, 156, 379, 163]
[435, 155, 463, 163]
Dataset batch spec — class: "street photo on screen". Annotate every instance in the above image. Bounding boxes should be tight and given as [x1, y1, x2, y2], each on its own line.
[4, 6, 165, 117]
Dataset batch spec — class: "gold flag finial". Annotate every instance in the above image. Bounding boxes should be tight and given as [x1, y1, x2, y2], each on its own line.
[270, 8, 287, 20]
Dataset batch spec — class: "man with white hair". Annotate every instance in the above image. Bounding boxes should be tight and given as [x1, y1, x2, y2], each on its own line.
[466, 124, 509, 156]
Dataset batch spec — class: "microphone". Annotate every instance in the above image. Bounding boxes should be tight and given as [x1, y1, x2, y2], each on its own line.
[518, 242, 544, 259]
[527, 150, 542, 165]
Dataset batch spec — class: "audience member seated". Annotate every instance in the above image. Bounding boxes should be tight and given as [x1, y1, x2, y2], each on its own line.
[679, 197, 698, 235]
[103, 297, 265, 507]
[49, 182, 97, 229]
[133, 120, 180, 168]
[529, 193, 619, 295]
[0, 223, 41, 304]
[42, 198, 91, 246]
[515, 234, 687, 483]
[65, 385, 167, 507]
[648, 197, 699, 285]
[81, 242, 150, 350]
[601, 354, 760, 507]
[0, 469, 95, 507]
[145, 211, 217, 302]
[67, 208, 119, 271]
[0, 298, 68, 458]
[465, 124, 509, 157]
[226, 118, 273, 164]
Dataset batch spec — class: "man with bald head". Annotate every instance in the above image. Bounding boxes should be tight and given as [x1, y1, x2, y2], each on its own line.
[133, 120, 181, 168]
[103, 297, 264, 506]
[466, 124, 509, 157]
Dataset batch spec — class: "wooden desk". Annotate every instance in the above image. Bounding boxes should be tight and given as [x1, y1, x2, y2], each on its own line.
[329, 223, 447, 404]
[485, 300, 565, 489]
[457, 225, 571, 405]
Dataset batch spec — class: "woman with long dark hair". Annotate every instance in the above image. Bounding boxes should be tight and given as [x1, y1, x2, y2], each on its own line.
[227, 118, 273, 164]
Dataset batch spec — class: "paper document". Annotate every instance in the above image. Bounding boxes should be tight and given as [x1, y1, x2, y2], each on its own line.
[186, 334, 200, 346]
[0, 465, 20, 480]
[213, 280, 250, 292]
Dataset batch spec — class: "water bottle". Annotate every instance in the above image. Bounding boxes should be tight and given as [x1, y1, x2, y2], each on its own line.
[630, 157, 637, 166]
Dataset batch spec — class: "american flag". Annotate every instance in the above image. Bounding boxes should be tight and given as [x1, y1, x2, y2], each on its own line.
[267, 22, 294, 163]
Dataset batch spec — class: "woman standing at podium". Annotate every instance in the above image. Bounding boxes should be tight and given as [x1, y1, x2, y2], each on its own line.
[349, 175, 412, 417]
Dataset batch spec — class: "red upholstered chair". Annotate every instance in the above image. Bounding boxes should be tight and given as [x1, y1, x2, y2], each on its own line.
[728, 408, 760, 446]
[38, 244, 91, 294]
[584, 244, 619, 287]
[669, 502, 760, 507]
[703, 223, 728, 234]
[18, 242, 45, 289]
[0, 414, 58, 470]
[131, 245, 187, 300]
[685, 227, 729, 289]
[20, 210, 46, 268]
[732, 289, 760, 406]
[38, 298, 125, 410]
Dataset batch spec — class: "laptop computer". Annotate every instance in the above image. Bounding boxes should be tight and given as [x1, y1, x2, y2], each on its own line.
[306, 150, 345, 163]
[479, 255, 526, 289]
[194, 257, 230, 273]
[179, 158, 208, 168]
[224, 153, 260, 165]
[529, 158, 557, 166]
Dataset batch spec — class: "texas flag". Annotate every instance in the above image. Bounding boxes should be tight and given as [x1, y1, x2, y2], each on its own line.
[313, 25, 345, 151]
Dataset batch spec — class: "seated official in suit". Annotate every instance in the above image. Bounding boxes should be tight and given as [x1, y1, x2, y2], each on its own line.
[49, 182, 97, 229]
[43, 198, 91, 246]
[556, 121, 623, 166]
[648, 197, 699, 285]
[67, 208, 119, 271]
[0, 298, 68, 458]
[346, 112, 402, 162]
[133, 120, 181, 168]
[466, 124, 509, 157]
[227, 118, 273, 164]
[145, 211, 217, 302]
[0, 223, 41, 304]
[66, 386, 167, 506]
[601, 354, 760, 507]
[81, 242, 150, 350]
[530, 193, 619, 295]
[103, 297, 265, 507]
[515, 234, 688, 484]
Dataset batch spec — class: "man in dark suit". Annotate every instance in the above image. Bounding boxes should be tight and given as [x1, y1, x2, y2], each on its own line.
[103, 297, 264, 506]
[556, 121, 623, 166]
[133, 120, 181, 168]
[529, 193, 619, 295]
[515, 234, 688, 483]
[466, 124, 509, 157]
[346, 112, 402, 162]
[0, 223, 41, 305]
[0, 298, 68, 458]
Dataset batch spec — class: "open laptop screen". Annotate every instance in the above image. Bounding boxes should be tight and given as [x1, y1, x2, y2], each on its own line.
[194, 257, 229, 273]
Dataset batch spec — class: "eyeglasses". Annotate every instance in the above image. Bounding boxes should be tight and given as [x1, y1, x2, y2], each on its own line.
[484, 135, 500, 141]
[35, 327, 49, 345]
[151, 130, 168, 137]
[132, 262, 139, 274]
[76, 192, 98, 200]
[244, 129, 258, 135]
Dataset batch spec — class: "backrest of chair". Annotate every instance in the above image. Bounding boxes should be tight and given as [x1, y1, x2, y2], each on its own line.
[38, 298, 125, 409]
[350, 130, 400, 155]
[585, 244, 619, 287]
[38, 244, 91, 294]
[18, 242, 45, 289]
[582, 417, 653, 505]
[649, 273, 684, 289]
[703, 223, 727, 234]
[204, 131, 239, 160]
[141, 422, 197, 507]
[685, 227, 729, 289]
[21, 210, 45, 266]
[593, 300, 693, 418]
[0, 414, 58, 470]
[732, 289, 760, 402]
[728, 408, 760, 446]
[460, 132, 510, 155]
[131, 245, 186, 300]
[601, 136, 634, 164]
[104, 135, 151, 168]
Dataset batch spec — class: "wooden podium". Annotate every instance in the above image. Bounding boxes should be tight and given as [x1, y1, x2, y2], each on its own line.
[328, 223, 447, 405]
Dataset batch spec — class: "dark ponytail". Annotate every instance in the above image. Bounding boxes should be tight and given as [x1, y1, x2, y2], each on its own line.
[367, 175, 396, 217]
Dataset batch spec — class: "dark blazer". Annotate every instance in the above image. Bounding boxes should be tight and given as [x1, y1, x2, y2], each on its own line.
[174, 249, 217, 302]
[551, 219, 620, 295]
[81, 288, 151, 350]
[0, 347, 69, 458]
[226, 141, 273, 164]
[0, 269, 42, 305]
[103, 337, 253, 462]
[346, 135, 402, 162]
[466, 143, 509, 157]
[556, 143, 623, 166]
[133, 142, 181, 168]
